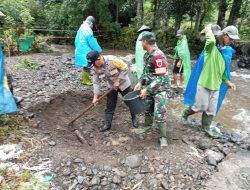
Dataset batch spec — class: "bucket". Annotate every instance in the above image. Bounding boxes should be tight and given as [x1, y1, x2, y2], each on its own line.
[123, 91, 145, 114]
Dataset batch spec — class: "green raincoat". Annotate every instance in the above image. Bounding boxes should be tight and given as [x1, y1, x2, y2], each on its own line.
[135, 32, 147, 78]
[174, 35, 191, 87]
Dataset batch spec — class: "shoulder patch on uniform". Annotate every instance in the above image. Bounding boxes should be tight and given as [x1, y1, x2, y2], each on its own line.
[154, 54, 167, 76]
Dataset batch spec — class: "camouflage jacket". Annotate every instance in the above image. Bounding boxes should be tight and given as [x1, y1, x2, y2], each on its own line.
[138, 48, 171, 95]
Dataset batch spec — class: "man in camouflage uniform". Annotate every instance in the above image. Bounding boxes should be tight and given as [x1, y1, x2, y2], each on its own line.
[134, 31, 171, 147]
[87, 50, 138, 132]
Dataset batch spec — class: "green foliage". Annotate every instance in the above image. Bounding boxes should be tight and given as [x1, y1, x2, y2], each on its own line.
[0, 167, 49, 190]
[20, 170, 32, 181]
[0, 0, 249, 53]
[0, 0, 34, 27]
[15, 56, 39, 71]
[0, 167, 8, 176]
[116, 26, 136, 50]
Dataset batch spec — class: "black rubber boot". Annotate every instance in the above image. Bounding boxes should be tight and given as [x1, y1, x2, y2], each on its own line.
[100, 113, 113, 132]
[131, 114, 138, 128]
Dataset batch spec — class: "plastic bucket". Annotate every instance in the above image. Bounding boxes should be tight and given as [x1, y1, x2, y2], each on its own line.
[123, 91, 145, 114]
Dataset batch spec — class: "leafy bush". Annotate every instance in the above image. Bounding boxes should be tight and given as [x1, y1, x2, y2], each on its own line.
[15, 56, 39, 71]
[115, 26, 136, 50]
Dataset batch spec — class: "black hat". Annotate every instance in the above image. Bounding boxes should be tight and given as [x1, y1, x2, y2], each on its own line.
[87, 51, 100, 66]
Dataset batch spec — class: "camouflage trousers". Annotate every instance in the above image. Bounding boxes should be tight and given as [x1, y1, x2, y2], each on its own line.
[144, 91, 167, 124]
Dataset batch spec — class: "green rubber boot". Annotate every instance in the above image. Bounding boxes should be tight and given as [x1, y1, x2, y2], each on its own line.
[158, 122, 168, 147]
[138, 115, 153, 139]
[202, 112, 220, 138]
[201, 112, 213, 132]
[181, 107, 195, 124]
[82, 71, 93, 86]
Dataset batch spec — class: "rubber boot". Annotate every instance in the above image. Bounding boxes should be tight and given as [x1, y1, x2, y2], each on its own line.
[100, 113, 113, 132]
[82, 71, 92, 86]
[158, 122, 168, 147]
[131, 113, 138, 128]
[138, 115, 153, 139]
[181, 107, 195, 124]
[202, 112, 221, 138]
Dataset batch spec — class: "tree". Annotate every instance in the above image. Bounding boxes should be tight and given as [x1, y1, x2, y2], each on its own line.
[194, 0, 205, 33]
[238, 0, 250, 32]
[227, 0, 243, 26]
[136, 0, 144, 28]
[217, 0, 227, 28]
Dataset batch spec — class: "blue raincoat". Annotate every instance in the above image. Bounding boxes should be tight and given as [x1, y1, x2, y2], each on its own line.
[184, 45, 235, 113]
[74, 22, 102, 67]
[0, 44, 17, 114]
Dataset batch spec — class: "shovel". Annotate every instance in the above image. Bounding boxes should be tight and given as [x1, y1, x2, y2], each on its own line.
[67, 88, 113, 144]
[68, 88, 113, 126]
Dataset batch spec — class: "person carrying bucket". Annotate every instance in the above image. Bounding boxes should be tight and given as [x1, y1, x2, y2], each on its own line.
[87, 50, 138, 132]
[182, 24, 239, 138]
[75, 16, 102, 85]
[134, 31, 171, 147]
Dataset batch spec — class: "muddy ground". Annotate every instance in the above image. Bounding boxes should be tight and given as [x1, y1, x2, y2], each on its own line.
[1, 50, 250, 190]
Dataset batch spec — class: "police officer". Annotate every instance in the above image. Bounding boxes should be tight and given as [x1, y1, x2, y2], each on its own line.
[134, 31, 171, 147]
[75, 16, 102, 85]
[87, 50, 138, 132]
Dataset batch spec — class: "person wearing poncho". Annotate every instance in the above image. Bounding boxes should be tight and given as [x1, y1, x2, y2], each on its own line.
[75, 16, 102, 85]
[135, 25, 152, 79]
[172, 29, 191, 89]
[182, 24, 240, 138]
[0, 12, 17, 114]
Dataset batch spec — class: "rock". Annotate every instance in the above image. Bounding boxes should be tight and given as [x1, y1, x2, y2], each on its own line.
[55, 186, 63, 190]
[77, 176, 85, 184]
[149, 178, 158, 188]
[221, 147, 231, 155]
[191, 171, 199, 179]
[169, 176, 175, 182]
[81, 166, 87, 171]
[112, 175, 121, 184]
[198, 139, 212, 150]
[103, 164, 112, 172]
[125, 154, 142, 169]
[74, 158, 83, 163]
[92, 168, 98, 175]
[205, 150, 224, 166]
[90, 176, 100, 186]
[140, 166, 150, 174]
[135, 173, 143, 180]
[161, 178, 169, 189]
[230, 131, 247, 143]
[114, 169, 126, 178]
[156, 174, 164, 179]
[86, 168, 93, 176]
[0, 176, 5, 184]
[66, 161, 71, 166]
[49, 141, 56, 146]
[37, 42, 52, 53]
[128, 175, 135, 180]
[62, 168, 71, 176]
[69, 180, 78, 190]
